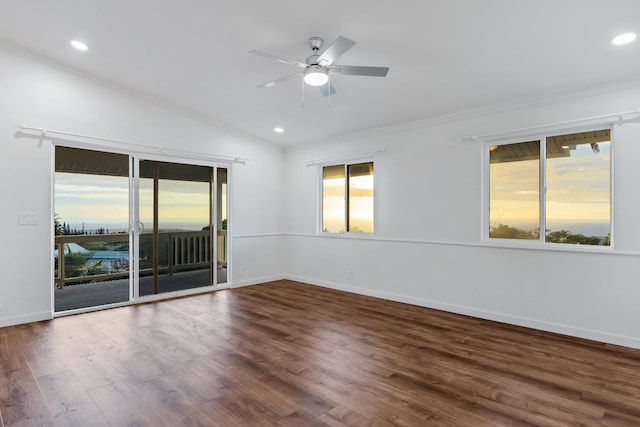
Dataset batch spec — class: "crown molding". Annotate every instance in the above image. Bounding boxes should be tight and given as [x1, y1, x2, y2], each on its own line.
[295, 78, 640, 149]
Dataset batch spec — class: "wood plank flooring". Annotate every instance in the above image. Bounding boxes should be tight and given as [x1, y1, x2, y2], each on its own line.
[1, 279, 640, 426]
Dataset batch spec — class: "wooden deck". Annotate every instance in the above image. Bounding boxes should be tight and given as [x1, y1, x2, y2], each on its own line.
[2, 280, 640, 426]
[54, 268, 227, 312]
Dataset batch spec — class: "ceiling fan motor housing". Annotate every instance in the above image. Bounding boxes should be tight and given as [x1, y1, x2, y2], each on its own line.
[308, 36, 324, 52]
[306, 54, 320, 65]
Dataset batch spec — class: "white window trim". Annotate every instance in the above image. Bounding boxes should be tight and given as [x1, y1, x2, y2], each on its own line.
[481, 124, 614, 252]
[317, 157, 375, 236]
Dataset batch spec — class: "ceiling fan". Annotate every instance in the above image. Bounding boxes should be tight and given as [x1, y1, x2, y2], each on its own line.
[249, 36, 389, 96]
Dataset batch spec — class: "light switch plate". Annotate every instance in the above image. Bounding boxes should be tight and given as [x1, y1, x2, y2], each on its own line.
[19, 212, 39, 225]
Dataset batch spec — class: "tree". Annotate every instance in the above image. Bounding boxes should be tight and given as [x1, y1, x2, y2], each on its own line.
[546, 229, 604, 245]
[54, 213, 64, 236]
[64, 250, 88, 278]
[84, 241, 109, 251]
[87, 260, 108, 276]
[490, 224, 539, 240]
[566, 233, 600, 245]
[546, 229, 571, 243]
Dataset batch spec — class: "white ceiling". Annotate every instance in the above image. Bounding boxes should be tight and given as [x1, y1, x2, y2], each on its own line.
[1, 1, 639, 145]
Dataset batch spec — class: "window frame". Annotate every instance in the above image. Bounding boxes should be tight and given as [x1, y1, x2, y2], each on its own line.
[318, 159, 375, 235]
[482, 125, 614, 250]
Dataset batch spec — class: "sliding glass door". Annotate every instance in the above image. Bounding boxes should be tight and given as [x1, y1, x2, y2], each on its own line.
[54, 146, 132, 312]
[54, 146, 229, 313]
[216, 167, 228, 284]
[137, 159, 216, 296]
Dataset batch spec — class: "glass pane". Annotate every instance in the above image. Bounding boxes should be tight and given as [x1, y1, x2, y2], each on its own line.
[348, 162, 374, 233]
[545, 130, 610, 245]
[54, 146, 130, 311]
[217, 167, 228, 284]
[139, 160, 213, 296]
[322, 165, 345, 233]
[138, 171, 155, 292]
[489, 140, 540, 240]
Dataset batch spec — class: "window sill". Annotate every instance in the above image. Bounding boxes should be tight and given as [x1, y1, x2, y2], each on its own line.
[288, 233, 639, 256]
[482, 238, 614, 254]
[318, 232, 375, 239]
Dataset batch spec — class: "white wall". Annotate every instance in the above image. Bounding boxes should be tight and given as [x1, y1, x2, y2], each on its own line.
[283, 85, 640, 349]
[0, 45, 285, 326]
[2, 41, 640, 350]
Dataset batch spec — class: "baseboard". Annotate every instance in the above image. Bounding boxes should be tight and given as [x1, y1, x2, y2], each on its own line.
[0, 311, 52, 328]
[6, 277, 638, 350]
[285, 275, 640, 350]
[231, 274, 286, 289]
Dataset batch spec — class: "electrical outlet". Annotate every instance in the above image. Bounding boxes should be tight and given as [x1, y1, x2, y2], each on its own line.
[346, 270, 353, 281]
[238, 266, 245, 276]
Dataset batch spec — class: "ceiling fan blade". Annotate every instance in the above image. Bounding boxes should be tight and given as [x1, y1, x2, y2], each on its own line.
[319, 81, 336, 97]
[330, 65, 389, 77]
[248, 50, 308, 69]
[317, 36, 356, 67]
[257, 71, 303, 88]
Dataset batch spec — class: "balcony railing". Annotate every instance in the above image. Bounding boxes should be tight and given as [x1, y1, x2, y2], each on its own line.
[54, 230, 226, 288]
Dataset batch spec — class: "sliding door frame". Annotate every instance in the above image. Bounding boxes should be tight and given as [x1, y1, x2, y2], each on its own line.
[52, 141, 232, 316]
[131, 153, 232, 303]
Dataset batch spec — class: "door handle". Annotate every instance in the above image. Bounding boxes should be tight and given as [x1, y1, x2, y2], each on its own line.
[136, 220, 145, 235]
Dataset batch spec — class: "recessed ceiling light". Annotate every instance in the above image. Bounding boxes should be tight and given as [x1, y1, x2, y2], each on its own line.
[274, 127, 284, 133]
[612, 32, 636, 45]
[70, 40, 89, 51]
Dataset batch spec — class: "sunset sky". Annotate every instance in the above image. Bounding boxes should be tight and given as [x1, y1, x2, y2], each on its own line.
[323, 173, 374, 233]
[55, 173, 213, 231]
[55, 173, 129, 230]
[490, 141, 610, 236]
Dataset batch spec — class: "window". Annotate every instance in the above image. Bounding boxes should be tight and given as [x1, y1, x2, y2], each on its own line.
[488, 129, 611, 246]
[322, 161, 374, 233]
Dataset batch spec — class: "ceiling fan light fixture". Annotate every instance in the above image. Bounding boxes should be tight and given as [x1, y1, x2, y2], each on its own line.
[304, 65, 329, 86]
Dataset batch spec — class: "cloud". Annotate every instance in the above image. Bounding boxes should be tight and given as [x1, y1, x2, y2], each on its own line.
[490, 142, 610, 225]
[55, 172, 211, 227]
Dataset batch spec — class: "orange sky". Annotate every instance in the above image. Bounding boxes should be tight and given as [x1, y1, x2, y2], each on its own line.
[490, 142, 610, 232]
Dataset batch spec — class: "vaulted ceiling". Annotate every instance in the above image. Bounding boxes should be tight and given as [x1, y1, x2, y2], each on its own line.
[1, 1, 638, 145]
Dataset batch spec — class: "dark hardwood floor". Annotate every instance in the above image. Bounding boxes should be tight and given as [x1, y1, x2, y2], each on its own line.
[1, 280, 639, 426]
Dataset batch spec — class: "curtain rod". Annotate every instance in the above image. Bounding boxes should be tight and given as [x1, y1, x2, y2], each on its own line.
[304, 148, 386, 166]
[458, 108, 640, 143]
[20, 125, 249, 164]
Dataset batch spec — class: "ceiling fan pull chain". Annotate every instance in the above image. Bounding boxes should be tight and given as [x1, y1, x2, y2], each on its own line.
[328, 74, 331, 108]
[301, 76, 305, 108]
